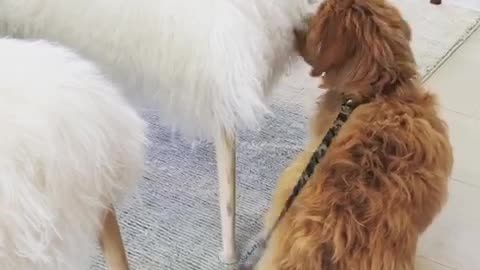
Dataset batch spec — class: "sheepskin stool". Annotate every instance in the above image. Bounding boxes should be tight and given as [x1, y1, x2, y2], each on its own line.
[0, 38, 146, 270]
[0, 0, 320, 262]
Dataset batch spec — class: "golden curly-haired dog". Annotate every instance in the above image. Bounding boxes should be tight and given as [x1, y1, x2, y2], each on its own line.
[256, 0, 453, 269]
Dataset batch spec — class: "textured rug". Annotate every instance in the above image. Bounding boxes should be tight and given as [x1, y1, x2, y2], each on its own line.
[91, 1, 480, 269]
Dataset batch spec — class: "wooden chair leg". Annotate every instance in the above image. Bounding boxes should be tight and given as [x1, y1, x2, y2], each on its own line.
[99, 207, 129, 270]
[215, 128, 237, 264]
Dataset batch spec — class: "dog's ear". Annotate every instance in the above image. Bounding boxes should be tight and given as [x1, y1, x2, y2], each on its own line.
[305, 3, 356, 77]
[294, 29, 309, 64]
[401, 19, 412, 41]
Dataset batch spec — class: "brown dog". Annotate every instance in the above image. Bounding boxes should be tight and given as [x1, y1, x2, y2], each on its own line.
[256, 0, 453, 269]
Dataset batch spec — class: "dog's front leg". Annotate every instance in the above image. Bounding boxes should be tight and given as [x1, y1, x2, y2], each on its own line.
[99, 207, 129, 270]
[215, 128, 238, 264]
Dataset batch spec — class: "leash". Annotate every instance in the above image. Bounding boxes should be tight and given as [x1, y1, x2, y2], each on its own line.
[238, 98, 360, 270]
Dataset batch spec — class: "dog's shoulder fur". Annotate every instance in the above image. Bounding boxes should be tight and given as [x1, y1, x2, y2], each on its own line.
[258, 0, 453, 269]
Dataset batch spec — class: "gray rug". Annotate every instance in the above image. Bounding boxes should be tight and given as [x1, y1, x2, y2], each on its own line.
[91, 1, 480, 269]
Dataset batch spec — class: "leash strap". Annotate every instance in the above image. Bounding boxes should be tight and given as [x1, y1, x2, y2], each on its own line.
[266, 98, 356, 240]
[239, 98, 359, 269]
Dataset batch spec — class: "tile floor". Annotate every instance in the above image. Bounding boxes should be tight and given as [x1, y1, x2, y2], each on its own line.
[417, 27, 480, 270]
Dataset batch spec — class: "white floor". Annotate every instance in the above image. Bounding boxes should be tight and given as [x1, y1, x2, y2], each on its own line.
[416, 27, 480, 270]
[449, 0, 480, 11]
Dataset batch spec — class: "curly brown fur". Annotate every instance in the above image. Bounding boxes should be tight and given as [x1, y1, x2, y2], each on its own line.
[257, 0, 453, 269]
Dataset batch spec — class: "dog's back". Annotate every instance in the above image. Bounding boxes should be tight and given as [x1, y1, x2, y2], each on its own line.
[258, 89, 452, 270]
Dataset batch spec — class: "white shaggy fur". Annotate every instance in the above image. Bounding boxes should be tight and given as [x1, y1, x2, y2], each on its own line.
[0, 1, 321, 262]
[0, 0, 319, 138]
[0, 39, 146, 270]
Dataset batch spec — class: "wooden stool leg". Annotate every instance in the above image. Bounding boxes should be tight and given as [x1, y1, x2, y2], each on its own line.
[99, 207, 129, 270]
[215, 128, 237, 264]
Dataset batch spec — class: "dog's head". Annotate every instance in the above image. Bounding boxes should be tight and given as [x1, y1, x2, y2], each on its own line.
[298, 0, 416, 91]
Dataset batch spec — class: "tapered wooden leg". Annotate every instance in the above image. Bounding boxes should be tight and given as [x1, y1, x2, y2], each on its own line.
[215, 128, 237, 264]
[99, 207, 129, 270]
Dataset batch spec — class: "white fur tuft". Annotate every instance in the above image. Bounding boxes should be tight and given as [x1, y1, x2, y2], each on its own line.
[0, 38, 147, 270]
[0, 0, 321, 138]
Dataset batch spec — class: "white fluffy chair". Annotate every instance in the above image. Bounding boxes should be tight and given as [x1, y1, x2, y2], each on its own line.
[0, 38, 146, 270]
[0, 0, 319, 262]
